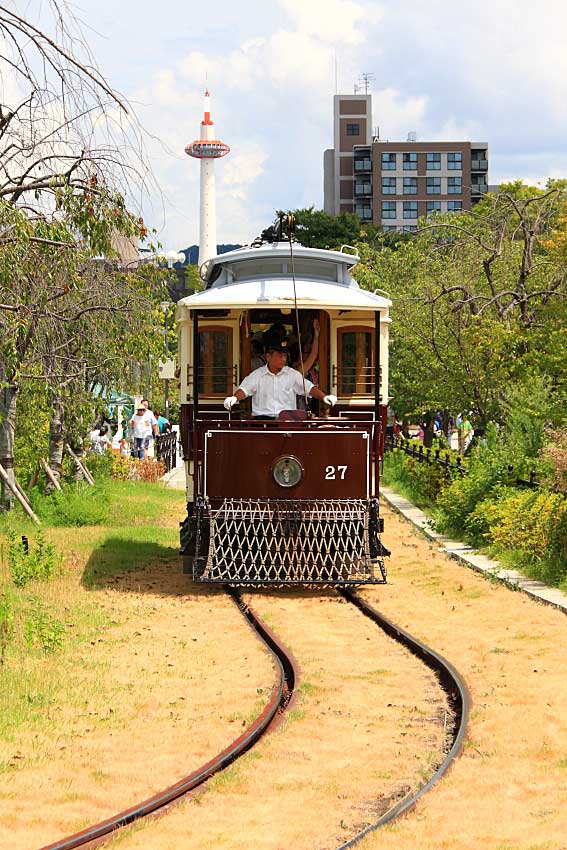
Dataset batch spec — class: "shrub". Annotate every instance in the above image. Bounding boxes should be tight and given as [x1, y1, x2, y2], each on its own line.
[23, 598, 65, 653]
[7, 531, 60, 587]
[110, 456, 166, 483]
[84, 450, 114, 480]
[542, 428, 567, 492]
[31, 482, 110, 527]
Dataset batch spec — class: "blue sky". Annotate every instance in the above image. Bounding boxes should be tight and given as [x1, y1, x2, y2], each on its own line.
[70, 0, 567, 251]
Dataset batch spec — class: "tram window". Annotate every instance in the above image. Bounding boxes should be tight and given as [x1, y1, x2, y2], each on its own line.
[338, 327, 374, 395]
[198, 327, 233, 396]
[290, 260, 338, 281]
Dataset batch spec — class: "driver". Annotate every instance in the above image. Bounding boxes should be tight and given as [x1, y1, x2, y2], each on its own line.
[224, 333, 337, 420]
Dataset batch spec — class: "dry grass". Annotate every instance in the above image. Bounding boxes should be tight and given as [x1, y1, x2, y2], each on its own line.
[0, 487, 274, 850]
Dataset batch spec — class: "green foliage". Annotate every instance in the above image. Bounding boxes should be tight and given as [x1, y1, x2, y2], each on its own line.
[285, 207, 361, 249]
[7, 531, 60, 587]
[84, 451, 114, 480]
[382, 442, 452, 508]
[23, 598, 65, 653]
[0, 592, 14, 665]
[30, 483, 110, 527]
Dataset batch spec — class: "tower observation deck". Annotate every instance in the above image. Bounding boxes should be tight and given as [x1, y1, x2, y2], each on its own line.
[185, 90, 230, 267]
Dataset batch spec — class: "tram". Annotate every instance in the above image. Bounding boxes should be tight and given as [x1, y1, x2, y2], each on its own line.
[176, 216, 391, 585]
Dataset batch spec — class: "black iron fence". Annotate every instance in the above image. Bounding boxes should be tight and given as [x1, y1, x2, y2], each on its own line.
[385, 434, 541, 489]
[156, 431, 177, 473]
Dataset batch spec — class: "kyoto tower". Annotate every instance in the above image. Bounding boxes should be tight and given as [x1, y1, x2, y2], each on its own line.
[185, 90, 230, 267]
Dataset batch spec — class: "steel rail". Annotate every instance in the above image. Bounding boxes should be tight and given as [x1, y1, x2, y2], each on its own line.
[336, 588, 470, 849]
[38, 590, 298, 850]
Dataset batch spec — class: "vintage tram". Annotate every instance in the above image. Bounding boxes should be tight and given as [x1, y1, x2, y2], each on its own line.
[176, 218, 391, 585]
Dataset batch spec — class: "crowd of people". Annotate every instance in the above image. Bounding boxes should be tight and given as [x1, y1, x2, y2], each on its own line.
[386, 407, 475, 454]
[89, 399, 171, 460]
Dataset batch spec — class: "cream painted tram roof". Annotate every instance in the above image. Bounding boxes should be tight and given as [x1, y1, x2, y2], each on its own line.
[176, 242, 392, 314]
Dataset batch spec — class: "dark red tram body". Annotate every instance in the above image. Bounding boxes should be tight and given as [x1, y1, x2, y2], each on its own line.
[176, 231, 391, 585]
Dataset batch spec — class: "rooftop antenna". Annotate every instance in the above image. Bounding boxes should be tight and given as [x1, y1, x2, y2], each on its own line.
[358, 72, 375, 94]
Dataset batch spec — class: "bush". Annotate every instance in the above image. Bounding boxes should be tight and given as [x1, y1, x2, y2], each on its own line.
[31, 482, 110, 526]
[382, 441, 451, 507]
[23, 598, 65, 653]
[7, 530, 60, 587]
[84, 450, 114, 480]
[110, 456, 166, 483]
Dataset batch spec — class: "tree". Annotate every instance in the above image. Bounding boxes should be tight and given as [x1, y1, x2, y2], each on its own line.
[283, 207, 361, 249]
[353, 184, 567, 425]
[0, 3, 154, 507]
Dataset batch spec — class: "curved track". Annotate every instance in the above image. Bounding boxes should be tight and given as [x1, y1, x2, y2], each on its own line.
[337, 588, 470, 848]
[38, 591, 298, 850]
[38, 586, 469, 850]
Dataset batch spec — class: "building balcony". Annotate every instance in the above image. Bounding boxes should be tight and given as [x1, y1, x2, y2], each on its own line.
[355, 183, 372, 196]
[471, 159, 488, 171]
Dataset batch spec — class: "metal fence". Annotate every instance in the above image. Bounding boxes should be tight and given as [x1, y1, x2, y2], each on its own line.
[385, 434, 542, 489]
[156, 431, 177, 472]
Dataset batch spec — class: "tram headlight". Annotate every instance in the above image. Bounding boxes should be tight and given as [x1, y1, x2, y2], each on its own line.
[272, 455, 303, 488]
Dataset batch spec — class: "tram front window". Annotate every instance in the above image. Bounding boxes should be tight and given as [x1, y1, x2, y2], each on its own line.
[338, 327, 374, 395]
[198, 327, 232, 396]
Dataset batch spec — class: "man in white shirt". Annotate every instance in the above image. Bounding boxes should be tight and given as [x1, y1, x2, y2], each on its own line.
[224, 334, 336, 419]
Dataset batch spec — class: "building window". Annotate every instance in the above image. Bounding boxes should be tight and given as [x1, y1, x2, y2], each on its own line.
[448, 177, 462, 194]
[403, 152, 417, 170]
[403, 201, 418, 219]
[381, 201, 396, 219]
[448, 152, 462, 170]
[403, 225, 417, 232]
[427, 201, 441, 214]
[447, 201, 462, 212]
[403, 177, 417, 194]
[355, 180, 372, 195]
[426, 152, 441, 170]
[381, 152, 396, 170]
[382, 177, 397, 195]
[354, 157, 372, 171]
[198, 327, 233, 396]
[337, 326, 375, 395]
[346, 123, 360, 136]
[381, 225, 398, 232]
[355, 202, 372, 220]
[426, 177, 441, 195]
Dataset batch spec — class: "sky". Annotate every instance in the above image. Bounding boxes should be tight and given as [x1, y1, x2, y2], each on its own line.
[57, 0, 567, 251]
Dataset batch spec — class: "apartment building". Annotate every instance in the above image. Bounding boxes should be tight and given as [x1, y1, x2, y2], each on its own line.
[324, 94, 489, 230]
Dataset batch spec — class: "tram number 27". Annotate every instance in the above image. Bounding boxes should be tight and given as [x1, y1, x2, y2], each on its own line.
[325, 465, 348, 480]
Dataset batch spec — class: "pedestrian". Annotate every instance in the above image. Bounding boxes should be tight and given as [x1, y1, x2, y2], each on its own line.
[458, 413, 474, 453]
[129, 403, 155, 459]
[91, 425, 112, 455]
[141, 399, 159, 457]
[154, 408, 171, 434]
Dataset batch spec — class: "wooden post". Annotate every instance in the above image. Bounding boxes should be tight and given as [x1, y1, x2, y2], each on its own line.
[40, 458, 62, 491]
[28, 463, 40, 492]
[0, 463, 41, 524]
[65, 444, 95, 486]
[13, 478, 32, 507]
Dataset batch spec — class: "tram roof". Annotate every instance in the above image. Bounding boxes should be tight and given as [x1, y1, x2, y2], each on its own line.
[177, 242, 392, 313]
[177, 279, 391, 312]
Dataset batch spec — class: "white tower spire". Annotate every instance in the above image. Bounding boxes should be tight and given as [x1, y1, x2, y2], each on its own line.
[185, 90, 230, 268]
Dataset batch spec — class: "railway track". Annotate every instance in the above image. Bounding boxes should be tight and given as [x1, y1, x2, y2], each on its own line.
[38, 588, 469, 850]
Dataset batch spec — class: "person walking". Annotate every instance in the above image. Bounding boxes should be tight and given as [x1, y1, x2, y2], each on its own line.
[129, 404, 155, 459]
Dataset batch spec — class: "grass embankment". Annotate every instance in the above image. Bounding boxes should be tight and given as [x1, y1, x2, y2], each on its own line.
[0, 480, 183, 749]
[0, 479, 275, 850]
[382, 444, 567, 593]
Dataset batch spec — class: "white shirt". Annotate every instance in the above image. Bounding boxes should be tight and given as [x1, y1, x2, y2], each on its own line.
[129, 412, 154, 439]
[238, 365, 314, 417]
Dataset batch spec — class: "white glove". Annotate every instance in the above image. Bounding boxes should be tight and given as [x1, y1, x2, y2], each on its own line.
[223, 396, 239, 411]
[323, 394, 337, 407]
